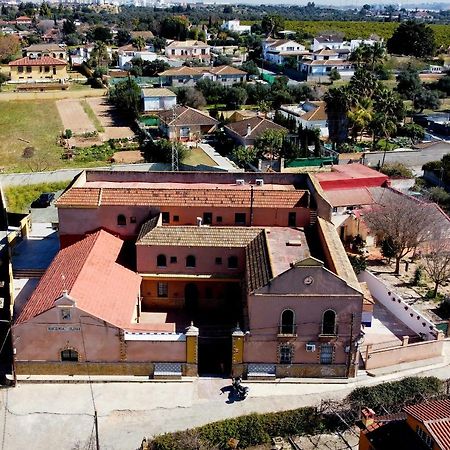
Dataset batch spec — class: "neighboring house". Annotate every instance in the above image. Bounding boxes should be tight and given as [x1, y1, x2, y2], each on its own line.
[279, 101, 329, 138]
[359, 399, 450, 450]
[299, 49, 354, 79]
[8, 56, 68, 82]
[312, 34, 344, 51]
[69, 45, 114, 66]
[158, 105, 218, 141]
[221, 20, 251, 34]
[24, 43, 67, 61]
[117, 44, 159, 70]
[165, 40, 211, 62]
[141, 87, 177, 112]
[15, 16, 32, 26]
[13, 169, 365, 379]
[158, 65, 247, 87]
[262, 38, 307, 66]
[224, 116, 287, 147]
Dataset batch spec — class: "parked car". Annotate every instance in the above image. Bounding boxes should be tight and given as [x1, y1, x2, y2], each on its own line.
[31, 192, 55, 208]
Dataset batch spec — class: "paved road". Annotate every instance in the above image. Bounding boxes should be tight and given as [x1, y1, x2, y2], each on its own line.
[1, 354, 449, 450]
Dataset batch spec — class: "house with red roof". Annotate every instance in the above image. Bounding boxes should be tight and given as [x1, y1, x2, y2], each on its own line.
[359, 399, 450, 450]
[8, 55, 67, 82]
[13, 170, 365, 378]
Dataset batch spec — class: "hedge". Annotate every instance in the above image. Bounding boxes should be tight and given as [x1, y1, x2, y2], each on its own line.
[346, 376, 443, 414]
[149, 407, 324, 450]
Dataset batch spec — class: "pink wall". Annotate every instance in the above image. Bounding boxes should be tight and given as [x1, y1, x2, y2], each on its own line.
[58, 205, 311, 243]
[365, 340, 444, 370]
[126, 340, 186, 362]
[13, 307, 122, 362]
[137, 245, 246, 274]
[246, 265, 362, 365]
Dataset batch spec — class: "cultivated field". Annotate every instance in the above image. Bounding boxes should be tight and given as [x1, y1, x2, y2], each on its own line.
[56, 99, 97, 135]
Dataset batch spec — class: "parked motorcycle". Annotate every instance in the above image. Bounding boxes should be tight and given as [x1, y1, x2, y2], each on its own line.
[232, 376, 249, 400]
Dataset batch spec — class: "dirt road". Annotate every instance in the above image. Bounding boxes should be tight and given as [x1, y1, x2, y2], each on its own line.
[56, 99, 96, 134]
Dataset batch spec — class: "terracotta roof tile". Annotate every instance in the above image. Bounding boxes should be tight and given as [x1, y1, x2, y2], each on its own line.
[15, 230, 141, 328]
[158, 106, 218, 127]
[137, 225, 263, 247]
[246, 230, 272, 292]
[225, 116, 287, 140]
[424, 418, 450, 450]
[57, 187, 308, 209]
[404, 399, 450, 422]
[9, 56, 67, 66]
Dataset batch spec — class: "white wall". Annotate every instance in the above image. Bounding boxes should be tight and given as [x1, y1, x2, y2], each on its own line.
[358, 270, 440, 341]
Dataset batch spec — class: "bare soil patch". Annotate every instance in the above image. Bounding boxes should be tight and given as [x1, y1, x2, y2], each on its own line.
[56, 99, 96, 135]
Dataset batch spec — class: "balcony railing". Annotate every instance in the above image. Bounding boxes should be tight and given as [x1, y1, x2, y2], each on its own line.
[277, 325, 297, 337]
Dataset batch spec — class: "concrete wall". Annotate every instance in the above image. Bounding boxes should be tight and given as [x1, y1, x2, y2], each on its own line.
[365, 339, 444, 370]
[359, 271, 440, 340]
[10, 64, 67, 82]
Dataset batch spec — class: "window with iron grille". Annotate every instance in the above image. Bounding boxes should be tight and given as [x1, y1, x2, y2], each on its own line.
[279, 344, 293, 364]
[320, 344, 334, 364]
[157, 282, 168, 298]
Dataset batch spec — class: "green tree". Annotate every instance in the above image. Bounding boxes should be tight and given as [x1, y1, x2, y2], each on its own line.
[176, 87, 206, 109]
[0, 34, 21, 63]
[413, 89, 441, 113]
[142, 139, 187, 164]
[109, 78, 141, 118]
[89, 41, 110, 69]
[329, 68, 341, 82]
[324, 87, 351, 149]
[396, 65, 422, 99]
[347, 98, 373, 142]
[0, 73, 8, 91]
[387, 20, 436, 57]
[225, 86, 248, 109]
[132, 36, 146, 51]
[116, 29, 131, 46]
[88, 26, 112, 43]
[62, 19, 76, 36]
[230, 145, 257, 167]
[241, 60, 259, 76]
[254, 128, 288, 161]
[261, 14, 285, 37]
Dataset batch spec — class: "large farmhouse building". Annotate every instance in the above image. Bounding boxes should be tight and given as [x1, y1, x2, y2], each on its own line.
[13, 171, 364, 379]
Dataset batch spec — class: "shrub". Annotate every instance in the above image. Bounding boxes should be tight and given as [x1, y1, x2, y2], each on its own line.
[22, 146, 35, 159]
[411, 266, 423, 286]
[422, 160, 442, 172]
[347, 377, 443, 414]
[349, 254, 367, 275]
[380, 162, 413, 178]
[427, 187, 450, 205]
[64, 129, 73, 139]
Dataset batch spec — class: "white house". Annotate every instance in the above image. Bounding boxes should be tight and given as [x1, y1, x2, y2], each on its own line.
[70, 45, 114, 66]
[165, 40, 211, 62]
[118, 45, 160, 70]
[279, 101, 329, 138]
[221, 20, 251, 34]
[141, 87, 177, 112]
[312, 34, 344, 52]
[262, 38, 307, 66]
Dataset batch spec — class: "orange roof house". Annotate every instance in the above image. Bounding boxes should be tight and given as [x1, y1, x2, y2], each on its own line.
[8, 56, 67, 82]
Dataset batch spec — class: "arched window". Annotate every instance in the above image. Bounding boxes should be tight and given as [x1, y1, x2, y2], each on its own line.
[228, 256, 238, 269]
[186, 255, 196, 268]
[117, 214, 126, 226]
[157, 254, 167, 267]
[322, 310, 336, 335]
[59, 53, 64, 59]
[61, 349, 78, 362]
[280, 309, 295, 335]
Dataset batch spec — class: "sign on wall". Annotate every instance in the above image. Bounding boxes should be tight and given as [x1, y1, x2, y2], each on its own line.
[47, 326, 81, 332]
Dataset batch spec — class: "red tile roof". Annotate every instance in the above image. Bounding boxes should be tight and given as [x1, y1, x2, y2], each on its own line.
[425, 418, 450, 450]
[158, 105, 218, 127]
[57, 187, 308, 209]
[15, 230, 141, 329]
[404, 399, 450, 422]
[225, 116, 287, 140]
[9, 56, 67, 66]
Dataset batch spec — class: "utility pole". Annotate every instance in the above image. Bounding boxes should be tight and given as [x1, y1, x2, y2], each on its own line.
[171, 143, 179, 171]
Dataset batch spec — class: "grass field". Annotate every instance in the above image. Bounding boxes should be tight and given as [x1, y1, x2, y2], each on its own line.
[81, 99, 105, 133]
[0, 100, 64, 171]
[4, 181, 69, 213]
[183, 147, 218, 167]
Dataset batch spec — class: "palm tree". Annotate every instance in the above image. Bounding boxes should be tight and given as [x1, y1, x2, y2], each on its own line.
[91, 41, 109, 69]
[347, 98, 373, 142]
[324, 87, 352, 150]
